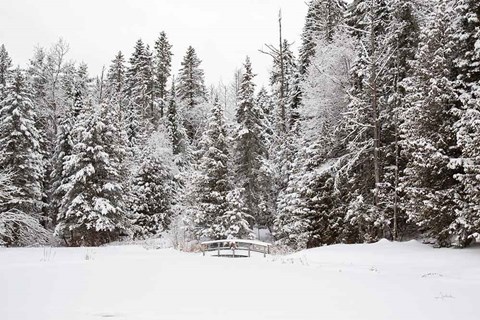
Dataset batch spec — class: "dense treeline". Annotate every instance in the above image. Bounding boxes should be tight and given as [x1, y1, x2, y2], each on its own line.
[0, 0, 479, 248]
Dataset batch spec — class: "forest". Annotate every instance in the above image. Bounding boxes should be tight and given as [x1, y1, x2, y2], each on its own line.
[0, 0, 479, 249]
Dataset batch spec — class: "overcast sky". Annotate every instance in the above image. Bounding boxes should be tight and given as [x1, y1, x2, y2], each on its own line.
[0, 0, 309, 87]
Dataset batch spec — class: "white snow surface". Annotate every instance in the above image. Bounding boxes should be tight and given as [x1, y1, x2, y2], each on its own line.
[1, 239, 479, 320]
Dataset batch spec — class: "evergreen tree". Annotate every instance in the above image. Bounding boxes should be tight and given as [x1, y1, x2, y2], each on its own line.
[27, 47, 48, 108]
[125, 39, 154, 125]
[233, 57, 273, 229]
[451, 0, 480, 246]
[256, 87, 275, 135]
[377, 0, 420, 240]
[106, 51, 126, 99]
[177, 46, 207, 141]
[55, 101, 129, 246]
[153, 31, 173, 118]
[177, 46, 206, 109]
[122, 41, 150, 151]
[0, 44, 13, 94]
[166, 82, 187, 156]
[50, 68, 90, 226]
[270, 39, 299, 133]
[193, 99, 231, 239]
[219, 188, 254, 239]
[400, 0, 460, 247]
[130, 142, 175, 239]
[0, 69, 46, 245]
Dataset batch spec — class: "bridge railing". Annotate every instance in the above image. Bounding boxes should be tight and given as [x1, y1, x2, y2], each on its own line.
[201, 239, 272, 257]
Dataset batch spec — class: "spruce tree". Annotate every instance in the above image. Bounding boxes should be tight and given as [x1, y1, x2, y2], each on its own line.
[177, 46, 206, 109]
[256, 87, 275, 135]
[50, 70, 90, 226]
[166, 82, 187, 156]
[233, 57, 273, 229]
[177, 46, 207, 141]
[153, 31, 173, 118]
[219, 188, 254, 239]
[55, 101, 129, 246]
[106, 51, 126, 99]
[125, 39, 154, 126]
[401, 0, 460, 247]
[451, 0, 480, 246]
[270, 39, 299, 133]
[378, 0, 420, 240]
[0, 44, 13, 93]
[0, 69, 46, 245]
[130, 144, 174, 239]
[27, 47, 48, 108]
[193, 99, 231, 239]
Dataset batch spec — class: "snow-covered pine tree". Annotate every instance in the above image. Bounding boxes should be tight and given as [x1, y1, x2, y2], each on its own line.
[62, 63, 92, 105]
[233, 57, 273, 230]
[26, 47, 48, 108]
[273, 149, 311, 249]
[256, 87, 275, 136]
[451, 0, 480, 246]
[400, 0, 460, 247]
[193, 99, 231, 239]
[269, 39, 299, 134]
[105, 51, 128, 133]
[0, 44, 13, 96]
[0, 69, 47, 246]
[177, 46, 207, 142]
[106, 51, 126, 100]
[55, 100, 129, 246]
[187, 92, 255, 240]
[50, 65, 91, 226]
[49, 108, 75, 226]
[377, 0, 420, 240]
[299, 0, 347, 76]
[153, 31, 173, 118]
[166, 81, 188, 158]
[123, 41, 148, 151]
[177, 46, 206, 109]
[130, 135, 175, 239]
[218, 188, 254, 239]
[124, 39, 154, 134]
[143, 45, 155, 122]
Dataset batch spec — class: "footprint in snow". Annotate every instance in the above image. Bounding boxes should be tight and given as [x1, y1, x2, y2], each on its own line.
[421, 272, 444, 278]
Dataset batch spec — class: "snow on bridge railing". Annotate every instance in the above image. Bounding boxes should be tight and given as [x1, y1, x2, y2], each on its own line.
[201, 239, 272, 258]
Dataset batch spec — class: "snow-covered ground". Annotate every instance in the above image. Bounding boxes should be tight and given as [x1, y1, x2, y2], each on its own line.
[1, 239, 479, 320]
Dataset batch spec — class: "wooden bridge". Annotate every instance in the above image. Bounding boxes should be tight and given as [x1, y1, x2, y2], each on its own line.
[201, 239, 272, 258]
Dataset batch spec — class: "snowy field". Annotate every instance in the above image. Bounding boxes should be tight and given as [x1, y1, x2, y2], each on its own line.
[1, 240, 479, 320]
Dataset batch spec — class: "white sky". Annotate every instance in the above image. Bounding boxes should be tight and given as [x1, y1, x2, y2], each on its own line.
[0, 0, 309, 87]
